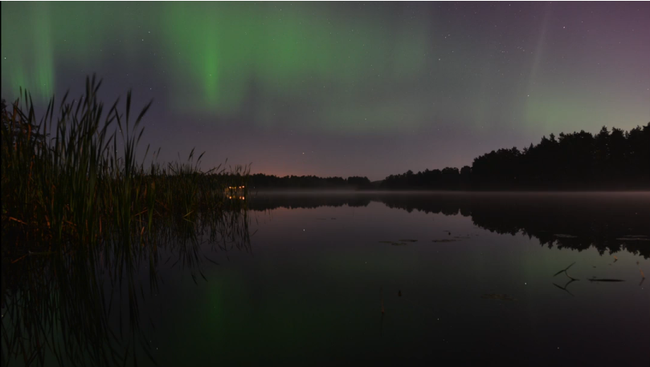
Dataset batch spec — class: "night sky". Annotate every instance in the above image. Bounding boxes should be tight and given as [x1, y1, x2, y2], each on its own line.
[2, 2, 649, 180]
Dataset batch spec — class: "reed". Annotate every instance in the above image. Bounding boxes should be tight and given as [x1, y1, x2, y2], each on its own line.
[1, 76, 252, 366]
[1, 75, 249, 260]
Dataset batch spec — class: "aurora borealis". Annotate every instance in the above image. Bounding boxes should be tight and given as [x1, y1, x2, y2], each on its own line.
[2, 2, 649, 180]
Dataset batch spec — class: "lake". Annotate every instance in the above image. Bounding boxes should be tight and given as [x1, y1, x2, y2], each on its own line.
[2, 192, 649, 366]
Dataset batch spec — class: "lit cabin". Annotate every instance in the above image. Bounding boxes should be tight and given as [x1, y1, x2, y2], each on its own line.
[224, 185, 246, 199]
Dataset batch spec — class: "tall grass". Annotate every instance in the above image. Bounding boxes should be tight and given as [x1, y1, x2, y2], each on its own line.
[1, 76, 251, 366]
[1, 75, 248, 260]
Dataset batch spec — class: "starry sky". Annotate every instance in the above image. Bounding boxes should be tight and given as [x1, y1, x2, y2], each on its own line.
[2, 2, 649, 180]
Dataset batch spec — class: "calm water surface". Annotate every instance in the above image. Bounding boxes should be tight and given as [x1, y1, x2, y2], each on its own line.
[4, 192, 649, 366]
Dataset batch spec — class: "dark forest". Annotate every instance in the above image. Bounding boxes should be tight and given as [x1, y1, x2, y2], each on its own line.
[250, 124, 650, 190]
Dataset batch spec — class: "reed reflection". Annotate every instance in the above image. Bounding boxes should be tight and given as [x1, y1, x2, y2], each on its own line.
[1, 209, 250, 367]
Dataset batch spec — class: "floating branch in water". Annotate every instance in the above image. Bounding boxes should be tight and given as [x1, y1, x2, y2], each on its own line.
[553, 262, 578, 280]
[379, 240, 408, 246]
[615, 237, 650, 242]
[398, 239, 417, 242]
[588, 278, 625, 282]
[555, 234, 578, 239]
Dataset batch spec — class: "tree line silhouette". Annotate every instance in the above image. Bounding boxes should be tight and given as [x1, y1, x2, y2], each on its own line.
[248, 173, 372, 190]
[247, 124, 649, 190]
[383, 124, 650, 190]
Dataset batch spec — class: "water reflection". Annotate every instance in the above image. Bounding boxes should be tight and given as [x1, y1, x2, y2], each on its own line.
[238, 193, 648, 366]
[1, 210, 250, 367]
[3, 192, 649, 366]
[248, 192, 650, 258]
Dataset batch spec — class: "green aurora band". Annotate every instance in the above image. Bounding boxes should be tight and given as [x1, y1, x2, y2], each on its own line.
[1, 2, 649, 136]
